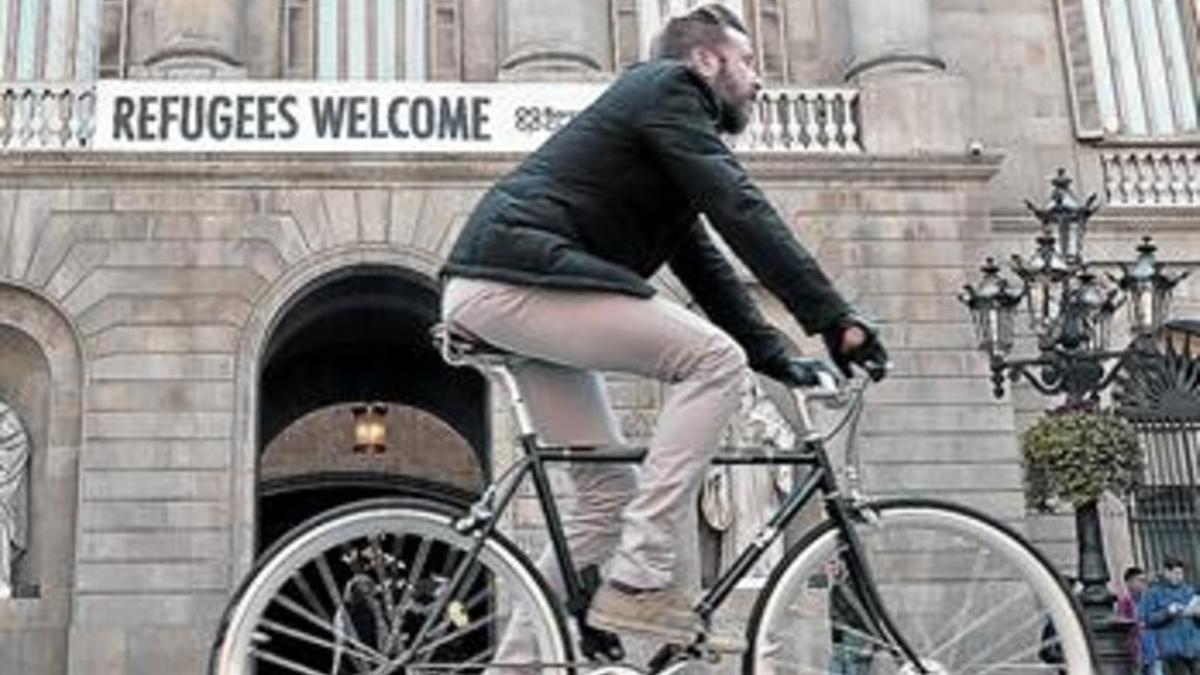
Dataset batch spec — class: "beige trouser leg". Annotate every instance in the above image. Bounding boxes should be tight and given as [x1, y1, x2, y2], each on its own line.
[443, 277, 748, 587]
[442, 277, 748, 665]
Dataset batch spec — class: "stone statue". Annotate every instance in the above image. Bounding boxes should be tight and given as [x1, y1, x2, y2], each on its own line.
[0, 402, 30, 599]
[702, 375, 802, 580]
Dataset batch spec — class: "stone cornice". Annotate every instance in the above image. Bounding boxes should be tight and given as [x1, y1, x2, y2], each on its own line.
[0, 151, 1003, 189]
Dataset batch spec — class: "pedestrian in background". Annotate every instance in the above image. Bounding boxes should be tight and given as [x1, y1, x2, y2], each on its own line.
[1140, 557, 1200, 675]
[1119, 565, 1161, 675]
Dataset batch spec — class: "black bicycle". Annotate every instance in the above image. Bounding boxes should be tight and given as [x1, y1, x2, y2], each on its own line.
[210, 325, 1095, 674]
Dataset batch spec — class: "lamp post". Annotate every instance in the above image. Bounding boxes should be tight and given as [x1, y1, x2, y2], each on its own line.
[957, 169, 1189, 665]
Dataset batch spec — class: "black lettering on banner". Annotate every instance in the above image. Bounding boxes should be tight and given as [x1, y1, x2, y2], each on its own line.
[369, 96, 389, 138]
[411, 97, 434, 139]
[210, 96, 233, 140]
[348, 96, 368, 139]
[137, 95, 158, 140]
[181, 97, 204, 140]
[438, 97, 469, 139]
[473, 97, 491, 141]
[257, 96, 278, 139]
[235, 96, 256, 139]
[311, 96, 349, 138]
[159, 95, 180, 140]
[278, 96, 300, 139]
[112, 96, 136, 140]
[387, 97, 409, 138]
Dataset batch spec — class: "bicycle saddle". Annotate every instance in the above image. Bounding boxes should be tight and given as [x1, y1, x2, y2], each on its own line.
[432, 322, 517, 360]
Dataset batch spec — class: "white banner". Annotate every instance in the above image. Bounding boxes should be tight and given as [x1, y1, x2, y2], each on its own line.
[93, 80, 607, 153]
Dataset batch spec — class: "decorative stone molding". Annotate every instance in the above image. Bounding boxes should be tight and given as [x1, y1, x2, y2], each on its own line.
[1101, 148, 1200, 208]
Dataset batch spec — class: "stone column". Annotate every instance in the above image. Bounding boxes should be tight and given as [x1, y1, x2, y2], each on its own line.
[846, 0, 970, 154]
[499, 0, 611, 81]
[139, 0, 246, 77]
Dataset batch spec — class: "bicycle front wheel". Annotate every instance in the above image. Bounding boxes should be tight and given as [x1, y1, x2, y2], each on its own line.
[746, 498, 1093, 675]
[210, 498, 571, 675]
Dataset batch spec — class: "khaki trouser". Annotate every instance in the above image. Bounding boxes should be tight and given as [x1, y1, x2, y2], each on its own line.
[442, 276, 749, 646]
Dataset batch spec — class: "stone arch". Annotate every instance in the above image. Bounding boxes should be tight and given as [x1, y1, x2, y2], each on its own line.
[0, 281, 84, 672]
[232, 247, 488, 569]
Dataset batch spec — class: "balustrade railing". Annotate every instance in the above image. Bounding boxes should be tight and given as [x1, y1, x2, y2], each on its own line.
[0, 83, 96, 150]
[732, 88, 862, 153]
[1101, 148, 1200, 207]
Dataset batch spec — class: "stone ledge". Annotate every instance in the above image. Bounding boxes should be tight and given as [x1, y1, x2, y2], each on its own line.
[0, 151, 1004, 187]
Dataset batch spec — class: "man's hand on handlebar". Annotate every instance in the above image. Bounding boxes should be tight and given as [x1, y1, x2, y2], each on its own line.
[822, 314, 890, 382]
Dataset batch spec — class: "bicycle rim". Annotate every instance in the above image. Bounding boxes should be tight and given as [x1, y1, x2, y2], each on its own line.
[210, 500, 571, 675]
[746, 499, 1092, 675]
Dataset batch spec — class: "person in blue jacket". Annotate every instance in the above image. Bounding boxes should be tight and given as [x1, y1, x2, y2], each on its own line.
[1140, 557, 1200, 675]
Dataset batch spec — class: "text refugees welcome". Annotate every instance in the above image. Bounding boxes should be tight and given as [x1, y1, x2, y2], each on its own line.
[109, 94, 494, 143]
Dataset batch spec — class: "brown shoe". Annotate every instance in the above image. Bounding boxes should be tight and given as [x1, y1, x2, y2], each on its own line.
[586, 584, 746, 653]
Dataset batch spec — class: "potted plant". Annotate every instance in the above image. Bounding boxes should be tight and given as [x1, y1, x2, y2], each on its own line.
[1021, 409, 1143, 618]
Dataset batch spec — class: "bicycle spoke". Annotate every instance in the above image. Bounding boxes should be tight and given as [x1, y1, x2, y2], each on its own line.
[412, 612, 493, 658]
[275, 591, 389, 663]
[927, 582, 1029, 660]
[926, 543, 993, 651]
[396, 536, 434, 617]
[251, 645, 336, 675]
[418, 566, 489, 645]
[259, 617, 387, 666]
[955, 610, 1054, 673]
[289, 569, 332, 623]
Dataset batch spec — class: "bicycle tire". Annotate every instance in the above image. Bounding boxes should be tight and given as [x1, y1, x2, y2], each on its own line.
[745, 497, 1094, 675]
[209, 497, 573, 675]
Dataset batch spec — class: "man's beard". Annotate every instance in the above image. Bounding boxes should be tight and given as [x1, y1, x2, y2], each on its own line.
[713, 70, 752, 134]
[717, 98, 751, 134]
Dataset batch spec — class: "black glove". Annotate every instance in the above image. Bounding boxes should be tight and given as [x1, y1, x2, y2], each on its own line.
[821, 315, 890, 382]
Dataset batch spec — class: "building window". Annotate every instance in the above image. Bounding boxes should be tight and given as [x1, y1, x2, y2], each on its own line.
[1059, 0, 1200, 138]
[1, 0, 103, 80]
[283, 0, 463, 80]
[627, 0, 788, 82]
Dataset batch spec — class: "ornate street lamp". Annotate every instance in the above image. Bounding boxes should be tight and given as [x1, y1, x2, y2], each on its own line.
[1025, 168, 1099, 267]
[958, 169, 1191, 664]
[1119, 236, 1189, 337]
[959, 257, 1025, 360]
[352, 402, 388, 454]
[959, 171, 1183, 408]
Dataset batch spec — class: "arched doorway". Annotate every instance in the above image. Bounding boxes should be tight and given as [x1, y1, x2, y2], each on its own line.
[256, 265, 488, 552]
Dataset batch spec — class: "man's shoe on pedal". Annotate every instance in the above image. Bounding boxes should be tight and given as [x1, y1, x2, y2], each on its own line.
[587, 582, 745, 653]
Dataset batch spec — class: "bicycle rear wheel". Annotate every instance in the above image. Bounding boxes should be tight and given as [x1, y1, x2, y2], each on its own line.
[210, 497, 571, 675]
[746, 498, 1093, 675]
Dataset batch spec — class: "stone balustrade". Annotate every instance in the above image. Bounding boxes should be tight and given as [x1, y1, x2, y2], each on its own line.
[1101, 148, 1200, 208]
[733, 87, 862, 153]
[0, 83, 97, 150]
[0, 81, 862, 154]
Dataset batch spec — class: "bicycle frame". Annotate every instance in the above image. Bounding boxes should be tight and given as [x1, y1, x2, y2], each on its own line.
[433, 335, 930, 672]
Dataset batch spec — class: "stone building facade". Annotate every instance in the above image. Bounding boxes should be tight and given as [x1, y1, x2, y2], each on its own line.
[0, 0, 1198, 673]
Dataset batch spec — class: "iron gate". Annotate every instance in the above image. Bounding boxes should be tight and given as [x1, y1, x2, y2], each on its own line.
[1115, 321, 1200, 576]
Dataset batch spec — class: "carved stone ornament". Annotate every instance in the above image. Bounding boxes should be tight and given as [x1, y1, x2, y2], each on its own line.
[0, 401, 30, 599]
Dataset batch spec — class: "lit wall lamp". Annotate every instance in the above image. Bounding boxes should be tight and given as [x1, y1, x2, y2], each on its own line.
[352, 402, 388, 454]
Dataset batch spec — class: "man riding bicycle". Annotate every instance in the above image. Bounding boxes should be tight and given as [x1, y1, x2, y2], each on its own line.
[440, 2, 887, 653]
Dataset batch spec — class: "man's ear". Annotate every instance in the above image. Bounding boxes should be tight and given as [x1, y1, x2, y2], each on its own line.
[688, 45, 720, 78]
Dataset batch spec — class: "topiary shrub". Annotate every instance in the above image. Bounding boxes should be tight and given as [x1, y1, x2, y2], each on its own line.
[1021, 410, 1143, 511]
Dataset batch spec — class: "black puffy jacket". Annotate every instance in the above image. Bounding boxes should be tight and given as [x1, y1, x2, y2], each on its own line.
[442, 59, 851, 372]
